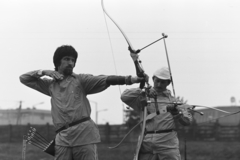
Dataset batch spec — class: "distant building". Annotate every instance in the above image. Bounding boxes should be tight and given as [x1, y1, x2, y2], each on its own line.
[193, 106, 240, 126]
[0, 108, 53, 125]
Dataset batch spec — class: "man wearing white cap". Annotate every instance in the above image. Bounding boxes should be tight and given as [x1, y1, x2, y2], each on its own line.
[121, 66, 192, 160]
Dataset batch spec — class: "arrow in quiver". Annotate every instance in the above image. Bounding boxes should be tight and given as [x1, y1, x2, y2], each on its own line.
[24, 127, 55, 156]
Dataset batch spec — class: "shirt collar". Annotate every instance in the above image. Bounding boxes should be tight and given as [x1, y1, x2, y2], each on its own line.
[53, 72, 77, 83]
[71, 72, 77, 78]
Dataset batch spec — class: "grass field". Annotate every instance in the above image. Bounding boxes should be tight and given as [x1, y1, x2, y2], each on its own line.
[0, 141, 240, 160]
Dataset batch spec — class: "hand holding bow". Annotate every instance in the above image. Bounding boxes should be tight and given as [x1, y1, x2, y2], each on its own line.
[128, 46, 150, 89]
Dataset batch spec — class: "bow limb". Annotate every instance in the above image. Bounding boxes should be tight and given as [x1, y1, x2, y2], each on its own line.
[198, 110, 240, 125]
[134, 104, 147, 160]
[102, 1, 150, 157]
[174, 103, 231, 114]
[108, 111, 158, 149]
[102, 0, 148, 89]
[101, 0, 134, 50]
[192, 105, 231, 114]
[179, 104, 231, 114]
[161, 101, 232, 114]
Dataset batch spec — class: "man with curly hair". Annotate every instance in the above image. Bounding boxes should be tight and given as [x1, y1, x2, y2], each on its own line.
[20, 45, 145, 160]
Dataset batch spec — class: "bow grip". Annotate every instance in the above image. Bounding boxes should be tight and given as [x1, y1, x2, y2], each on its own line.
[134, 61, 145, 89]
[129, 46, 145, 89]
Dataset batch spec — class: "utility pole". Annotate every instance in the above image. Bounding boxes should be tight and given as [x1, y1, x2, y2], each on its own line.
[89, 100, 98, 123]
[89, 100, 107, 124]
[16, 101, 22, 125]
[31, 102, 44, 124]
[96, 109, 108, 124]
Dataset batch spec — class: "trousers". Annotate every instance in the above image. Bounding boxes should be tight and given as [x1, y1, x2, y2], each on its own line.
[139, 149, 181, 160]
[54, 144, 98, 160]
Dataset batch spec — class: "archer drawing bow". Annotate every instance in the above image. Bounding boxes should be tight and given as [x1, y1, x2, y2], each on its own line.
[101, 2, 172, 160]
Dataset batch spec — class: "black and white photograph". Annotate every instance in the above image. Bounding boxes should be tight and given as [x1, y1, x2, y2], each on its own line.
[0, 0, 240, 160]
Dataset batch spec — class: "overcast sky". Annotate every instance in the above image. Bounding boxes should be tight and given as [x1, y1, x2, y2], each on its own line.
[0, 0, 240, 124]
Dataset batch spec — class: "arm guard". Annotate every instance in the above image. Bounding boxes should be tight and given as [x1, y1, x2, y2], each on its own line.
[106, 75, 132, 85]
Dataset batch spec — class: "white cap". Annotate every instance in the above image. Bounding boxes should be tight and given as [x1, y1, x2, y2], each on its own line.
[153, 67, 171, 80]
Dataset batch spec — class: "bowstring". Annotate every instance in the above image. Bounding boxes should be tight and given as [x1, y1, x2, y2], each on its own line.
[102, 11, 122, 95]
[102, 3, 133, 135]
[102, 1, 138, 154]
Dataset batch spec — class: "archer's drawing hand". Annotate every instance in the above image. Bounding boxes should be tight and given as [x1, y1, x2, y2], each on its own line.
[43, 70, 63, 80]
[143, 73, 149, 83]
[147, 88, 157, 98]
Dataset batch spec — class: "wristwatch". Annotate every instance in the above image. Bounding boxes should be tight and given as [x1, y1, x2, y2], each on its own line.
[37, 70, 43, 76]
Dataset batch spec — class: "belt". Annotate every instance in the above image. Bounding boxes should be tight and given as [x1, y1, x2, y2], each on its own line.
[146, 129, 174, 134]
[56, 117, 91, 134]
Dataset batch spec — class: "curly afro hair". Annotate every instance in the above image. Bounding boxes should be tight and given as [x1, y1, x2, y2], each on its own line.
[53, 45, 78, 71]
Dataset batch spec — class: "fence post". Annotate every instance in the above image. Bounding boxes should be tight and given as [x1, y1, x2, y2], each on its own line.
[105, 122, 111, 143]
[189, 119, 197, 140]
[46, 123, 50, 141]
[9, 124, 12, 143]
[238, 121, 240, 141]
[214, 120, 219, 141]
[27, 123, 30, 132]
